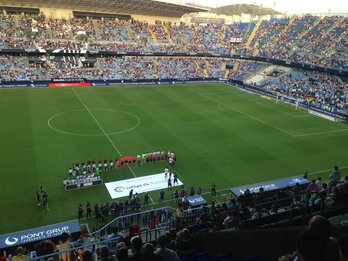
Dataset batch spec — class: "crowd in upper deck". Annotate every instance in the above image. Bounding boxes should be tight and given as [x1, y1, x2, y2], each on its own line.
[0, 13, 346, 70]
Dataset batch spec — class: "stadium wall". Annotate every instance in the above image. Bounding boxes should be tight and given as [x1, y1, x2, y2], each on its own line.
[132, 14, 181, 24]
[194, 225, 348, 260]
[40, 8, 73, 19]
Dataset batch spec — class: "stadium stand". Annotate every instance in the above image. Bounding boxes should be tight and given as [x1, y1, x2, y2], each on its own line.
[3, 176, 348, 260]
[0, 5, 348, 260]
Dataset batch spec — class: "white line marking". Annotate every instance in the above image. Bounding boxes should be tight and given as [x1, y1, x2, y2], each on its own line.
[201, 91, 348, 138]
[72, 89, 154, 203]
[199, 92, 296, 137]
[249, 99, 310, 118]
[72, 89, 123, 156]
[294, 128, 348, 137]
[47, 109, 140, 137]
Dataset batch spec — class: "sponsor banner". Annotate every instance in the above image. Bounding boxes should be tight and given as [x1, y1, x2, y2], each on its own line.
[230, 176, 309, 197]
[308, 110, 336, 122]
[0, 220, 80, 249]
[49, 83, 90, 88]
[186, 195, 208, 208]
[261, 95, 272, 101]
[105, 173, 183, 199]
[52, 78, 85, 82]
[65, 179, 103, 191]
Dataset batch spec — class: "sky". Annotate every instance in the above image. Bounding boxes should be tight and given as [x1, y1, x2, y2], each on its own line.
[171, 0, 348, 14]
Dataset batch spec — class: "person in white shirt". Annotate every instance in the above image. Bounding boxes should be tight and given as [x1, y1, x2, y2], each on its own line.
[315, 177, 323, 191]
[164, 168, 169, 180]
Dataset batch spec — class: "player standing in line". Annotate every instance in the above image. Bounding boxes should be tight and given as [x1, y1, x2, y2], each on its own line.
[115, 159, 120, 170]
[109, 160, 113, 171]
[74, 164, 79, 176]
[103, 160, 108, 171]
[137, 155, 141, 165]
[98, 161, 102, 172]
[82, 162, 87, 174]
[92, 161, 96, 172]
[168, 157, 174, 167]
[68, 168, 73, 179]
[87, 161, 91, 174]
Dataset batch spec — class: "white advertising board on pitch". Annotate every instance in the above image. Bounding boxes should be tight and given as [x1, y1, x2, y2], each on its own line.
[105, 173, 183, 199]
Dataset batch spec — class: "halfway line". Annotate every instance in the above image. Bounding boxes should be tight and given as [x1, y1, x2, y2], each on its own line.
[72, 89, 122, 156]
[72, 89, 155, 203]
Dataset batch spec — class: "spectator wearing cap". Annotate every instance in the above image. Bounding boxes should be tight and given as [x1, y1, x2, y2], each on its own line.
[155, 235, 179, 261]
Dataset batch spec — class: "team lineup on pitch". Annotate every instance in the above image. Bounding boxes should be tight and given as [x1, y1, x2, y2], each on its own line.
[0, 83, 347, 234]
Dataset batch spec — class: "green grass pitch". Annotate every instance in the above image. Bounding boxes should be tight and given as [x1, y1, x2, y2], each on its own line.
[0, 83, 347, 234]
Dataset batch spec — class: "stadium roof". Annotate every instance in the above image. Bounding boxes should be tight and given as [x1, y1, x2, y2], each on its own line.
[0, 0, 208, 17]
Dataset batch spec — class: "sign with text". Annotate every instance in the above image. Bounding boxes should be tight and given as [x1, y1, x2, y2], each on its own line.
[105, 173, 183, 199]
[186, 195, 208, 208]
[230, 177, 309, 197]
[0, 220, 80, 249]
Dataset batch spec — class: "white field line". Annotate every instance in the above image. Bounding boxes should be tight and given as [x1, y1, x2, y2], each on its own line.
[199, 92, 296, 137]
[248, 99, 310, 118]
[72, 89, 122, 156]
[73, 89, 155, 204]
[294, 128, 348, 137]
[200, 91, 348, 138]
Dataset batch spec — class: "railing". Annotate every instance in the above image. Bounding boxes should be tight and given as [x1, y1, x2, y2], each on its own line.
[90, 207, 176, 239]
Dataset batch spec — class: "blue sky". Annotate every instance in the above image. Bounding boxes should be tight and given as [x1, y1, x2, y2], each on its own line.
[178, 0, 348, 14]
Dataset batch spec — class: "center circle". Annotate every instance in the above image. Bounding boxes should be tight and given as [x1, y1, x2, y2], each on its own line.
[48, 109, 140, 136]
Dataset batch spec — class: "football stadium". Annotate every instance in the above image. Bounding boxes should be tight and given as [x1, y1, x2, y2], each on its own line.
[0, 0, 348, 260]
